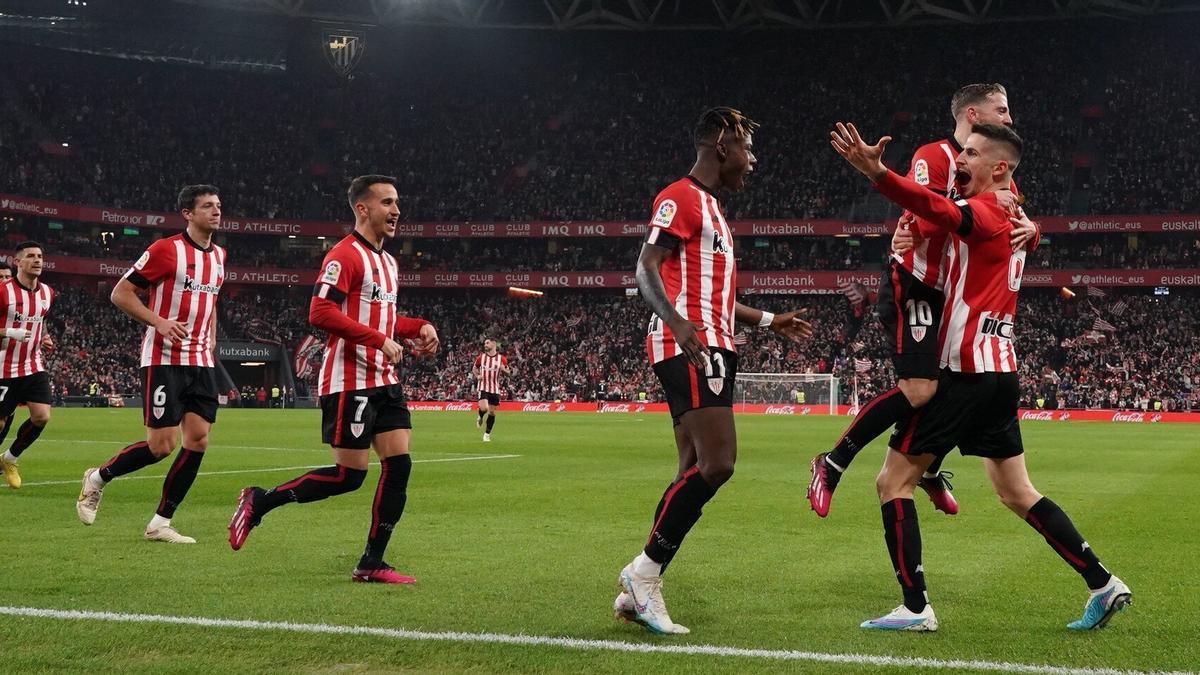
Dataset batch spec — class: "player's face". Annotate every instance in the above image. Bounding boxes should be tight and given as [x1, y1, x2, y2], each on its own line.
[184, 194, 222, 233]
[954, 134, 1011, 197]
[719, 134, 756, 191]
[0, 268, 11, 282]
[360, 184, 401, 239]
[16, 248, 44, 278]
[970, 93, 1012, 127]
[484, 339, 495, 353]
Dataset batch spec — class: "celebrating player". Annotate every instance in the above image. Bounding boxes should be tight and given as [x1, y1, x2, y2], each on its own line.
[473, 337, 510, 442]
[229, 175, 440, 585]
[809, 83, 1028, 517]
[0, 243, 56, 489]
[831, 121, 1130, 632]
[614, 108, 813, 635]
[76, 185, 225, 543]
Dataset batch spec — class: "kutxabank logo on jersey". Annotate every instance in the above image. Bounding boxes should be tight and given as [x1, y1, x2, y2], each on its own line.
[322, 27, 366, 78]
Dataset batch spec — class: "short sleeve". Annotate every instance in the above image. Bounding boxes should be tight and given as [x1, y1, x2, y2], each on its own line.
[313, 247, 357, 299]
[474, 355, 482, 367]
[645, 186, 702, 248]
[907, 144, 952, 194]
[125, 240, 175, 288]
[501, 356, 508, 366]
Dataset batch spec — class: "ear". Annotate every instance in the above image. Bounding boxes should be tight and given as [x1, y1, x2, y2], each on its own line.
[715, 141, 728, 163]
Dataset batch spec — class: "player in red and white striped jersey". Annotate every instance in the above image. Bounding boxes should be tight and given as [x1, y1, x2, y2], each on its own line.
[77, 185, 225, 544]
[472, 338, 511, 442]
[834, 121, 1129, 633]
[809, 84, 1025, 519]
[230, 175, 440, 586]
[616, 108, 813, 635]
[0, 243, 57, 489]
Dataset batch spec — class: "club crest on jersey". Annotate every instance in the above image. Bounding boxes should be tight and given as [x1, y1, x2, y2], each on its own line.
[651, 199, 677, 228]
[369, 282, 397, 304]
[321, 260, 342, 285]
[350, 423, 365, 438]
[910, 326, 927, 342]
[152, 406, 165, 419]
[133, 251, 151, 271]
[914, 159, 930, 186]
[183, 276, 220, 295]
[707, 376, 725, 395]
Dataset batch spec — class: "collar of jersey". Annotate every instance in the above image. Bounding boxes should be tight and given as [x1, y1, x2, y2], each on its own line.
[12, 276, 39, 292]
[182, 230, 214, 253]
[686, 175, 721, 200]
[948, 134, 964, 153]
[352, 229, 385, 253]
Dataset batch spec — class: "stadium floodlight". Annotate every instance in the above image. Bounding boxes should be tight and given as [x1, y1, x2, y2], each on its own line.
[735, 372, 840, 416]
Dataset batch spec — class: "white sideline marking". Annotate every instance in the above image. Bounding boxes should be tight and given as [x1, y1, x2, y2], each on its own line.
[40, 439, 497, 454]
[18, 455, 520, 487]
[0, 606, 1174, 675]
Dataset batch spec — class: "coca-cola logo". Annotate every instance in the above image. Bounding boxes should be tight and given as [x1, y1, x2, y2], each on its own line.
[1110, 412, 1145, 423]
[1021, 411, 1055, 421]
[523, 403, 552, 412]
[764, 405, 796, 415]
[600, 403, 632, 413]
[444, 402, 473, 411]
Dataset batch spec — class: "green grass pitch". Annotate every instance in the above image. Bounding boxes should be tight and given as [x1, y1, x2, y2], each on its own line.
[1, 408, 1196, 673]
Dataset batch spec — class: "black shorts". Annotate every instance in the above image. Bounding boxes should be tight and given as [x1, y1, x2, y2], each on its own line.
[321, 384, 412, 450]
[889, 369, 1024, 460]
[143, 366, 219, 429]
[0, 371, 52, 417]
[875, 259, 944, 380]
[478, 391, 501, 407]
[652, 348, 738, 421]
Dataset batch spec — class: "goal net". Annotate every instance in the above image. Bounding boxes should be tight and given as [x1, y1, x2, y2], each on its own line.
[735, 372, 840, 415]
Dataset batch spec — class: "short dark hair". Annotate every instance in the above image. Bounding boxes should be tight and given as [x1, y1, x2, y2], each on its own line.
[177, 184, 220, 212]
[971, 123, 1023, 164]
[347, 174, 398, 209]
[694, 107, 759, 147]
[14, 241, 42, 256]
[951, 83, 1007, 119]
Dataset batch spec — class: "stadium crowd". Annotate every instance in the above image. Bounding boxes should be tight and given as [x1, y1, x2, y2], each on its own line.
[4, 22, 1199, 223]
[32, 283, 1194, 412]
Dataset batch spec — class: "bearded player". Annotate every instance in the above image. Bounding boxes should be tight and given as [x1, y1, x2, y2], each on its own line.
[809, 83, 1030, 518]
[77, 185, 225, 543]
[613, 108, 813, 635]
[832, 121, 1129, 632]
[473, 338, 511, 442]
[0, 243, 56, 488]
[229, 175, 440, 585]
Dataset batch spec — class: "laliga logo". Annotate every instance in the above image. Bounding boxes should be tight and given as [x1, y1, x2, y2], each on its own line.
[1151, 414, 1163, 423]
[1060, 412, 1071, 421]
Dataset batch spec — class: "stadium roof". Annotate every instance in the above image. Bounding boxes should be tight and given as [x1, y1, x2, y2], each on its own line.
[177, 0, 1200, 30]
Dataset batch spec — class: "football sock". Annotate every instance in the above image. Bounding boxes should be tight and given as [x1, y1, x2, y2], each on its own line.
[477, 409, 485, 422]
[828, 388, 914, 469]
[256, 464, 367, 516]
[644, 466, 718, 571]
[632, 551, 662, 577]
[156, 448, 204, 518]
[148, 514, 171, 530]
[1025, 497, 1112, 590]
[6, 419, 46, 458]
[99, 442, 163, 482]
[882, 498, 927, 612]
[0, 414, 13, 446]
[485, 414, 496, 433]
[361, 454, 412, 564]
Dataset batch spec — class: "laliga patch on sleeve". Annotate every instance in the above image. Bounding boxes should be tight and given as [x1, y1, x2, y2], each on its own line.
[650, 199, 678, 229]
[321, 260, 342, 285]
[132, 251, 151, 271]
[914, 159, 930, 186]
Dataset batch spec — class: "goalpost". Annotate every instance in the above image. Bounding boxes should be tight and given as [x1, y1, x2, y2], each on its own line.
[735, 372, 840, 415]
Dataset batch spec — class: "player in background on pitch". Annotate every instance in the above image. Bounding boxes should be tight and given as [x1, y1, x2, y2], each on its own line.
[0, 243, 56, 488]
[809, 83, 1032, 518]
[77, 185, 225, 544]
[229, 175, 440, 585]
[615, 107, 813, 635]
[473, 337, 511, 442]
[832, 120, 1129, 632]
[0, 262, 18, 458]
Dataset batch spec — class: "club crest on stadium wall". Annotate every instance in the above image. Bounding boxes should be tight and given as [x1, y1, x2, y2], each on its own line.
[322, 27, 366, 78]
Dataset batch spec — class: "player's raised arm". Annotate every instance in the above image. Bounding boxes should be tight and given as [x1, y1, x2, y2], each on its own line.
[636, 242, 707, 370]
[733, 302, 813, 342]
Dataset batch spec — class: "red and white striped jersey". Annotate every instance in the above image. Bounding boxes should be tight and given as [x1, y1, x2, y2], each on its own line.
[892, 138, 961, 291]
[124, 232, 225, 368]
[0, 279, 55, 378]
[643, 176, 737, 365]
[876, 171, 1024, 373]
[313, 232, 401, 396]
[475, 352, 507, 394]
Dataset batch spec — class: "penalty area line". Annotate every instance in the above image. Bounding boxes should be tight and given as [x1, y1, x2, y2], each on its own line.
[0, 606, 1176, 675]
[19, 454, 520, 487]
